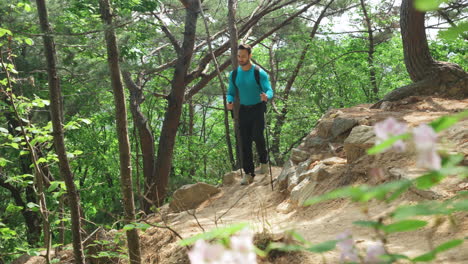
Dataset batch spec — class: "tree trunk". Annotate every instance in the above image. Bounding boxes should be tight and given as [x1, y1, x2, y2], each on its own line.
[360, 0, 379, 100]
[122, 71, 156, 214]
[35, 1, 85, 263]
[99, 1, 142, 263]
[380, 0, 467, 102]
[225, 0, 238, 170]
[151, 0, 200, 205]
[270, 0, 332, 165]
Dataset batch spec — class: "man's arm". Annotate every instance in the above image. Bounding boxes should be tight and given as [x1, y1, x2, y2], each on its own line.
[227, 71, 235, 110]
[260, 70, 273, 100]
[227, 71, 236, 103]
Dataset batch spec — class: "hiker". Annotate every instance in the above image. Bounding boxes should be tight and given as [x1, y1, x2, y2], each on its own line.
[227, 44, 274, 185]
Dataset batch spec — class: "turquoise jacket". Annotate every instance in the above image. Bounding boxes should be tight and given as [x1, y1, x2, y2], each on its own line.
[227, 64, 274, 106]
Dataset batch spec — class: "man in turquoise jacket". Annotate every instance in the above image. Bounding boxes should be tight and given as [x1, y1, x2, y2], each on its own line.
[227, 44, 274, 185]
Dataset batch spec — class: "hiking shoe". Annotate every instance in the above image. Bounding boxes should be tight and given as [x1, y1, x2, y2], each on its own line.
[260, 163, 269, 174]
[240, 173, 254, 185]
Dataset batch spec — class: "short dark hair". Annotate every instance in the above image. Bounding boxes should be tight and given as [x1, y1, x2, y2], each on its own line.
[238, 44, 252, 55]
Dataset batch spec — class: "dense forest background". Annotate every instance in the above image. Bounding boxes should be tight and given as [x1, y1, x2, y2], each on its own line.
[0, 0, 466, 262]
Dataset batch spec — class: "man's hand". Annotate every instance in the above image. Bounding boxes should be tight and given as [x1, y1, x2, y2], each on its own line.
[260, 93, 268, 102]
[227, 102, 233, 110]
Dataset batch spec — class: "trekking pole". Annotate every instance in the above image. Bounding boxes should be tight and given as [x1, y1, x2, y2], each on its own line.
[263, 102, 273, 191]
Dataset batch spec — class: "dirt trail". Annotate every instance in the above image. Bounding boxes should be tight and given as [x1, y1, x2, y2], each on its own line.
[142, 166, 468, 264]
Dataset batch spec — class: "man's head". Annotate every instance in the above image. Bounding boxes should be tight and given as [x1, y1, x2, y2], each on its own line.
[237, 44, 252, 67]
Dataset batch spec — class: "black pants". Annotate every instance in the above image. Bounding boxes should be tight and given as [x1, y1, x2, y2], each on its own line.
[239, 103, 268, 175]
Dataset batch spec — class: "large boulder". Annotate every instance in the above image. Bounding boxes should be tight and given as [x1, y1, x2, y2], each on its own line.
[304, 136, 328, 150]
[291, 148, 310, 163]
[223, 170, 241, 185]
[331, 118, 359, 139]
[344, 125, 375, 163]
[290, 178, 317, 206]
[169, 183, 220, 212]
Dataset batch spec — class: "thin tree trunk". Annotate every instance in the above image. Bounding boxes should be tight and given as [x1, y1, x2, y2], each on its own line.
[270, 0, 332, 165]
[188, 100, 196, 176]
[360, 0, 379, 100]
[35, 1, 85, 263]
[151, 0, 200, 205]
[122, 71, 156, 214]
[225, 0, 238, 170]
[99, 0, 141, 263]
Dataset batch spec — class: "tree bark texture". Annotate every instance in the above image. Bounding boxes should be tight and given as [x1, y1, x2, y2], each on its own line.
[151, 0, 200, 205]
[122, 71, 156, 214]
[99, 0, 142, 263]
[35, 1, 85, 263]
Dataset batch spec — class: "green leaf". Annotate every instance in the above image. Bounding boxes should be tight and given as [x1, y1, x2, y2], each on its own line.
[79, 118, 92, 125]
[414, 0, 446, 11]
[453, 200, 468, 211]
[0, 28, 12, 37]
[123, 224, 136, 231]
[412, 239, 463, 262]
[413, 252, 436, 262]
[353, 220, 383, 229]
[434, 239, 463, 253]
[392, 203, 450, 220]
[179, 223, 248, 246]
[0, 157, 12, 167]
[382, 220, 428, 233]
[48, 181, 62, 192]
[27, 202, 39, 209]
[6, 204, 23, 213]
[307, 240, 337, 253]
[0, 127, 8, 134]
[367, 133, 410, 155]
[24, 38, 34, 46]
[438, 22, 468, 41]
[429, 111, 468, 133]
[415, 172, 445, 189]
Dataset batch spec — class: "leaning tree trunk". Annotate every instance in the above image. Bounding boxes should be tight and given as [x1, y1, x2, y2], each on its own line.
[382, 0, 467, 101]
[35, 1, 85, 263]
[151, 0, 200, 206]
[122, 71, 156, 214]
[99, 0, 142, 263]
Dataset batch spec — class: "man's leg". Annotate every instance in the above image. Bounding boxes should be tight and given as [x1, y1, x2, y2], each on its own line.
[240, 108, 255, 176]
[253, 106, 268, 165]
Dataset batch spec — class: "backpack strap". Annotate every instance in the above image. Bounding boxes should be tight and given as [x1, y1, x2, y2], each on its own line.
[254, 65, 261, 89]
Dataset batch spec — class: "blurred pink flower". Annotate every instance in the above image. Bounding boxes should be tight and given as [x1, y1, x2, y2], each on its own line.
[413, 124, 441, 170]
[374, 117, 407, 151]
[188, 239, 225, 264]
[336, 231, 359, 263]
[365, 241, 386, 264]
[188, 228, 257, 264]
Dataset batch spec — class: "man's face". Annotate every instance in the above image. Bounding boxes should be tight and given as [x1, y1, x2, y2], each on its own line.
[237, 49, 251, 66]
